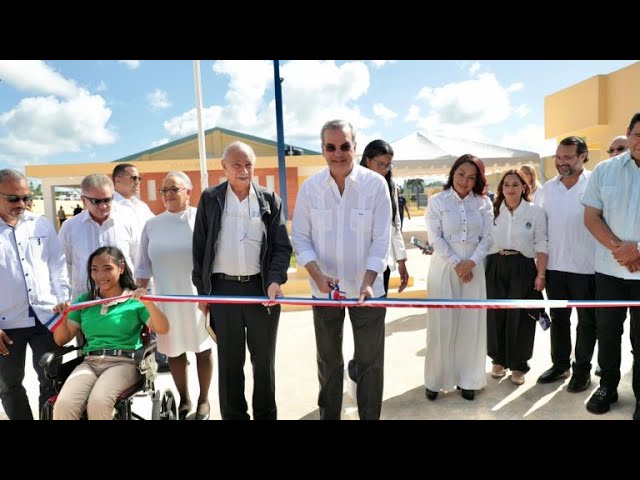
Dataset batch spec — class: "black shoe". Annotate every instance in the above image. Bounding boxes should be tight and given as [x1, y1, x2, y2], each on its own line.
[595, 366, 602, 377]
[567, 373, 591, 392]
[537, 366, 570, 384]
[586, 386, 618, 414]
[425, 388, 438, 401]
[347, 359, 357, 383]
[634, 401, 640, 421]
[460, 389, 475, 401]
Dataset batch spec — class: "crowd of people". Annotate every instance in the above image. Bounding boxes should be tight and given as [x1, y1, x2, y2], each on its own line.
[0, 114, 639, 421]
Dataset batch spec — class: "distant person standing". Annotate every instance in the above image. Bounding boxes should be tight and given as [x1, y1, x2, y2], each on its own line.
[519, 164, 542, 202]
[72, 204, 82, 216]
[535, 136, 597, 392]
[0, 169, 71, 419]
[112, 163, 168, 371]
[397, 193, 411, 231]
[57, 206, 67, 226]
[606, 135, 628, 158]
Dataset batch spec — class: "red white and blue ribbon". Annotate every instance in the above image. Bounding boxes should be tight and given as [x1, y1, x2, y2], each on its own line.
[44, 293, 640, 332]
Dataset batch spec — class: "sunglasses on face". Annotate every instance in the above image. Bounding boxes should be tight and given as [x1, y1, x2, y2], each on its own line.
[324, 143, 353, 152]
[83, 196, 113, 206]
[0, 193, 33, 203]
[159, 187, 186, 195]
[606, 146, 626, 154]
[127, 175, 142, 182]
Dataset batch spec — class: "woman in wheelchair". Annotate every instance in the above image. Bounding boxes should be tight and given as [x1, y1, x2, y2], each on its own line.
[51, 246, 169, 420]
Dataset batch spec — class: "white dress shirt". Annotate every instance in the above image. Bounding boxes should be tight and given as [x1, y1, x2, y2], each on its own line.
[426, 189, 494, 267]
[489, 201, 548, 258]
[388, 186, 407, 270]
[291, 163, 392, 299]
[212, 185, 262, 276]
[113, 191, 155, 228]
[58, 209, 138, 299]
[535, 171, 596, 274]
[0, 211, 70, 329]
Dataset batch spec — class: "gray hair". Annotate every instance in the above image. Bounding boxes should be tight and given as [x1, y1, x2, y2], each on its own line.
[610, 135, 628, 143]
[222, 141, 257, 164]
[81, 173, 114, 193]
[0, 168, 26, 186]
[320, 119, 356, 145]
[164, 171, 192, 189]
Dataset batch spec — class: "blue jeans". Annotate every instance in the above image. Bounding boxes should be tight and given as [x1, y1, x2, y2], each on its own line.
[0, 322, 57, 420]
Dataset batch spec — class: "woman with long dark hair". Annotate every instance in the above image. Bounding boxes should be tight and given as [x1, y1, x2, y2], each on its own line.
[52, 246, 169, 420]
[424, 154, 493, 401]
[486, 170, 547, 385]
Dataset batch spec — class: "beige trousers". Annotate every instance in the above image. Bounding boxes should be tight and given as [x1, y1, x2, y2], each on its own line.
[53, 356, 140, 420]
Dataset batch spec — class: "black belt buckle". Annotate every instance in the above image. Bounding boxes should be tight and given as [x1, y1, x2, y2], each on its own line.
[236, 275, 250, 283]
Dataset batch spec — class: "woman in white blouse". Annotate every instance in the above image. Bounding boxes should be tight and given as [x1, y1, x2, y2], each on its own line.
[486, 170, 548, 385]
[424, 154, 494, 401]
[136, 171, 215, 420]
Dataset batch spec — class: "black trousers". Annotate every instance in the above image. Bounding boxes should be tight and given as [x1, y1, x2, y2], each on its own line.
[595, 272, 640, 398]
[0, 322, 57, 420]
[545, 270, 596, 374]
[486, 253, 539, 373]
[312, 304, 386, 420]
[209, 276, 279, 420]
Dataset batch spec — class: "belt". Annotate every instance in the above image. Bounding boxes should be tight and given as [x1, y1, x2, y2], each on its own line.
[498, 249, 521, 256]
[87, 349, 135, 359]
[213, 273, 260, 283]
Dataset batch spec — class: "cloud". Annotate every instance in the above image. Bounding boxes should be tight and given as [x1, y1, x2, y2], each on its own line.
[118, 60, 141, 70]
[373, 103, 397, 123]
[407, 73, 518, 134]
[162, 60, 374, 148]
[514, 104, 530, 117]
[150, 138, 170, 148]
[96, 80, 108, 92]
[0, 60, 84, 99]
[468, 62, 481, 76]
[370, 61, 396, 69]
[498, 123, 557, 156]
[147, 88, 171, 110]
[0, 61, 116, 167]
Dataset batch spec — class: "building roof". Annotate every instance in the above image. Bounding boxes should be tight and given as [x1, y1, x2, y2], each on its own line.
[112, 126, 320, 163]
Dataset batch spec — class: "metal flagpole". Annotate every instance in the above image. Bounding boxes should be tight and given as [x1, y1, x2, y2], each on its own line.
[193, 60, 208, 191]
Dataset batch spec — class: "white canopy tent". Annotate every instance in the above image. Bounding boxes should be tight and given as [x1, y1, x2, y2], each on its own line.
[389, 132, 541, 178]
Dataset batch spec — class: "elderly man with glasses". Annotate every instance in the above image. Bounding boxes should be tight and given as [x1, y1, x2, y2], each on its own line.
[606, 135, 629, 158]
[534, 136, 598, 392]
[58, 174, 138, 300]
[0, 169, 71, 419]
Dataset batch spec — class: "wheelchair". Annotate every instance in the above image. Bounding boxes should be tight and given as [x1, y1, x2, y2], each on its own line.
[39, 327, 178, 420]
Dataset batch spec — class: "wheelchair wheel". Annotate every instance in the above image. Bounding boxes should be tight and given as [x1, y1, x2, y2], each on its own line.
[40, 399, 55, 420]
[151, 389, 178, 420]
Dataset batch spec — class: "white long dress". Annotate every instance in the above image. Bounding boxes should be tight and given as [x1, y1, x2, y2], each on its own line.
[424, 189, 494, 392]
[136, 207, 214, 358]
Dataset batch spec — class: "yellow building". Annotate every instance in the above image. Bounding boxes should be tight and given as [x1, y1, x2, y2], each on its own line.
[543, 61, 640, 179]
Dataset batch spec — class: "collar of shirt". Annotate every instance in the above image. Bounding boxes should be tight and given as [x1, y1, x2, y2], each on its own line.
[320, 163, 366, 191]
[79, 209, 114, 226]
[99, 288, 133, 315]
[224, 183, 259, 215]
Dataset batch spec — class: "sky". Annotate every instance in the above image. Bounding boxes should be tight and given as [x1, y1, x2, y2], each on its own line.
[0, 59, 637, 176]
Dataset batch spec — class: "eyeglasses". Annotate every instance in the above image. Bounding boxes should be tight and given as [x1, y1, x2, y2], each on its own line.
[370, 158, 394, 171]
[324, 143, 353, 152]
[0, 193, 33, 204]
[126, 175, 142, 183]
[83, 196, 113, 206]
[606, 146, 627, 154]
[552, 154, 578, 162]
[159, 187, 186, 195]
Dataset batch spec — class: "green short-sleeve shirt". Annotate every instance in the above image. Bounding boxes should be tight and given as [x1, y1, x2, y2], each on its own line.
[67, 293, 151, 354]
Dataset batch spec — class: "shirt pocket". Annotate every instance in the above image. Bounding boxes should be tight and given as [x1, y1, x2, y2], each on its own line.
[311, 209, 333, 233]
[246, 216, 264, 243]
[350, 209, 373, 234]
[29, 236, 46, 261]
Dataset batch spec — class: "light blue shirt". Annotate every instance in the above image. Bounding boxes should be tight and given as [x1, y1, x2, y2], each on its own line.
[581, 151, 640, 280]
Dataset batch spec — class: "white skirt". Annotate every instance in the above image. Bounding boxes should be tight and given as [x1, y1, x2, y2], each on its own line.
[424, 243, 487, 391]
